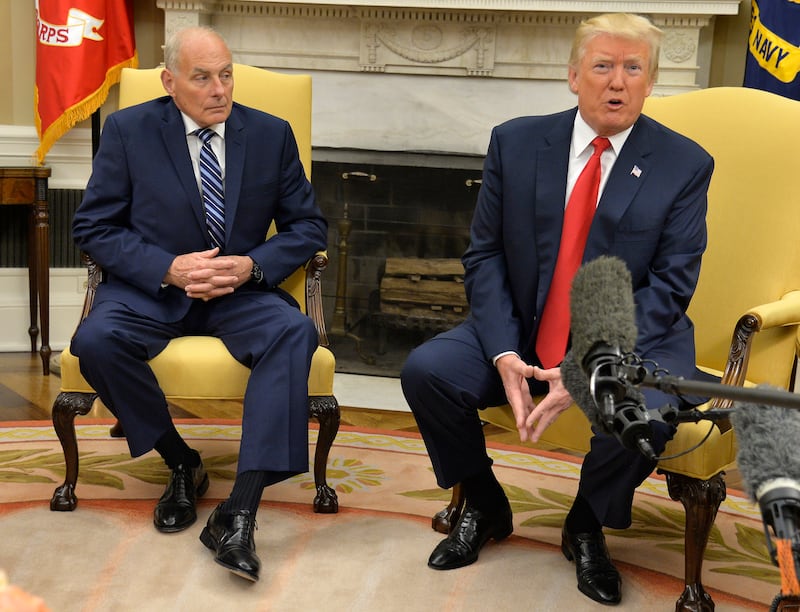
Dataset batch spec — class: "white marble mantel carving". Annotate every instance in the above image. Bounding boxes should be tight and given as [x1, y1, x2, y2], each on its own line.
[157, 0, 740, 155]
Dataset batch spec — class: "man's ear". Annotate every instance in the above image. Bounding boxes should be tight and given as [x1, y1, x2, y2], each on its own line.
[567, 67, 579, 95]
[161, 69, 174, 96]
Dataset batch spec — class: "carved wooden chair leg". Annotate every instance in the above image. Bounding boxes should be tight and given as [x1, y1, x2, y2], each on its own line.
[662, 470, 726, 612]
[432, 483, 465, 534]
[310, 395, 340, 514]
[50, 391, 98, 511]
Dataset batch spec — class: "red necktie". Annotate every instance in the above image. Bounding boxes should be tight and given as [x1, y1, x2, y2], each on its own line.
[536, 136, 611, 368]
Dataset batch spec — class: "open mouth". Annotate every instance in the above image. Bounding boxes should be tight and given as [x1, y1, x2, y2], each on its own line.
[607, 99, 624, 109]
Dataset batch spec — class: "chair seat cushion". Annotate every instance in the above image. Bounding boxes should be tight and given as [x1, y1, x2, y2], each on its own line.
[59, 336, 335, 399]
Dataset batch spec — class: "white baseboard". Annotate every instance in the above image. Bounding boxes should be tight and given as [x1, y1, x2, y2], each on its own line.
[0, 268, 85, 352]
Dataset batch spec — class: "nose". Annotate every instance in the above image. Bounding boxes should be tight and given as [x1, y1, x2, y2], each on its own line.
[209, 76, 226, 97]
[608, 66, 625, 90]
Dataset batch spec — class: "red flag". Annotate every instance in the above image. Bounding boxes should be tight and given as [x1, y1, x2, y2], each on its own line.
[34, 0, 137, 164]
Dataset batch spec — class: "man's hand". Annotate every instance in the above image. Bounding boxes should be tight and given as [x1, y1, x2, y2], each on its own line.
[163, 248, 253, 300]
[495, 354, 536, 442]
[525, 366, 573, 443]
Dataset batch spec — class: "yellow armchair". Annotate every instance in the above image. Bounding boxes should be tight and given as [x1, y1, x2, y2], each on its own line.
[437, 87, 800, 611]
[50, 65, 340, 515]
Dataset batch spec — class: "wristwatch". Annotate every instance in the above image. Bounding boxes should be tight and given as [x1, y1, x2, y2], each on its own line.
[250, 258, 264, 284]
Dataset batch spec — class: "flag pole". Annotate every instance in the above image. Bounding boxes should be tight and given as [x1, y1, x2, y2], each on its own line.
[91, 110, 100, 159]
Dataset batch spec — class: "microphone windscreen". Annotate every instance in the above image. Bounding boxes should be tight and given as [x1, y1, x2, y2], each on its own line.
[560, 349, 604, 430]
[569, 256, 638, 366]
[731, 397, 800, 502]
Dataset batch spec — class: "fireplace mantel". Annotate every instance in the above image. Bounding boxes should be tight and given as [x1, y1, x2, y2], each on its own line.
[156, 0, 740, 154]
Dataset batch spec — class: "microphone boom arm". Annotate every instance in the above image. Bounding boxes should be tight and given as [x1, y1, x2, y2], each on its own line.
[638, 373, 800, 411]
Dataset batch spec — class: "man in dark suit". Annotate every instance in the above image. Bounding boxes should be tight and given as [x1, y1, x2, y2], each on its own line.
[70, 26, 327, 582]
[401, 13, 713, 605]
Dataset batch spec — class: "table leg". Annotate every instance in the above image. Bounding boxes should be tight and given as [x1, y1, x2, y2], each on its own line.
[27, 207, 39, 354]
[34, 178, 50, 375]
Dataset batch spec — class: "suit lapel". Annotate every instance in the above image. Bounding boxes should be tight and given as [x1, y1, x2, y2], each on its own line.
[534, 111, 574, 313]
[159, 102, 248, 251]
[223, 106, 245, 244]
[585, 117, 653, 260]
[161, 103, 207, 234]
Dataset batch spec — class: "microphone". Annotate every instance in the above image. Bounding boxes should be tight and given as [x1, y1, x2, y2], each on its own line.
[731, 398, 800, 596]
[569, 255, 638, 380]
[562, 350, 657, 459]
[564, 256, 656, 459]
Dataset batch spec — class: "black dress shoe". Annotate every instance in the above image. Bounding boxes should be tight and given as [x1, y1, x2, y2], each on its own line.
[200, 503, 261, 582]
[427, 502, 513, 570]
[153, 462, 209, 533]
[561, 527, 621, 605]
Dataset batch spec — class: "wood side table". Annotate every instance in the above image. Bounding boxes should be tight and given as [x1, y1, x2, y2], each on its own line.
[0, 167, 52, 375]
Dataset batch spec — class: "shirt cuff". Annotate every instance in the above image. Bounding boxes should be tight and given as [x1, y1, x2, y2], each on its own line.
[492, 351, 519, 366]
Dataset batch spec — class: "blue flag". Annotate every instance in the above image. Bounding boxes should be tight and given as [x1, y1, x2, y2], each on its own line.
[743, 0, 800, 100]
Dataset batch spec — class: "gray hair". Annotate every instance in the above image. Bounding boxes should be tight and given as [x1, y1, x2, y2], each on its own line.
[163, 26, 228, 73]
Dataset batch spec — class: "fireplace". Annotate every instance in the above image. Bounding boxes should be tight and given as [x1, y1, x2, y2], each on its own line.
[312, 151, 482, 374]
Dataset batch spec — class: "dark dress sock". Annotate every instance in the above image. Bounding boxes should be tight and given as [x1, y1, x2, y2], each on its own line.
[462, 468, 507, 515]
[222, 470, 297, 515]
[565, 492, 602, 533]
[154, 426, 201, 469]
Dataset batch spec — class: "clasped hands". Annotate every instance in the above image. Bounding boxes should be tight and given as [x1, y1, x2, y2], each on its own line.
[163, 247, 252, 301]
[495, 353, 573, 443]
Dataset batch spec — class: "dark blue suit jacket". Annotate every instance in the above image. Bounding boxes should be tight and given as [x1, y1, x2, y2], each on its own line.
[463, 107, 714, 408]
[72, 97, 328, 322]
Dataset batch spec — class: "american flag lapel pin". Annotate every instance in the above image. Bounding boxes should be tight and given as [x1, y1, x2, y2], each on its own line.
[631, 165, 642, 178]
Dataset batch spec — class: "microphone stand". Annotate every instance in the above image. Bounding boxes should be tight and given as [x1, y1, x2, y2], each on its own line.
[624, 366, 800, 609]
[638, 373, 800, 411]
[618, 365, 800, 432]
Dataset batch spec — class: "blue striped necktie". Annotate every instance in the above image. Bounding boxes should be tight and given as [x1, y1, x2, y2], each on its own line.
[194, 128, 225, 249]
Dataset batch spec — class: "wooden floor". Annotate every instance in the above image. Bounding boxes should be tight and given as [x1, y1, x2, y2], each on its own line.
[0, 350, 741, 488]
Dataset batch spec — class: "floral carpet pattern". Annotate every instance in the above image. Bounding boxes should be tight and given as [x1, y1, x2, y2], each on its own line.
[0, 420, 778, 607]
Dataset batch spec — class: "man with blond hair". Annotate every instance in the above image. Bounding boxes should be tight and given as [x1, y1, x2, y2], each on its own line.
[402, 13, 713, 605]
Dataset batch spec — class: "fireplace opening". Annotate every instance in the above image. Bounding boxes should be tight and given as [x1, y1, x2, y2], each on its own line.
[312, 150, 483, 377]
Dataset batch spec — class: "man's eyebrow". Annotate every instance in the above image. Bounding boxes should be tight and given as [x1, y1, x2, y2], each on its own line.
[190, 65, 233, 75]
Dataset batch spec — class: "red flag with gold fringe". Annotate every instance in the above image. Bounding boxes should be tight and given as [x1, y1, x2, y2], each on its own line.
[34, 0, 137, 164]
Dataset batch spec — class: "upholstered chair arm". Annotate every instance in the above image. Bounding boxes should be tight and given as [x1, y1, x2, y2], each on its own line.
[717, 290, 800, 400]
[745, 290, 800, 331]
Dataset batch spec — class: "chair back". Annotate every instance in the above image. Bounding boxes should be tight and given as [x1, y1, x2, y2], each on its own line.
[118, 64, 312, 176]
[643, 87, 800, 388]
[117, 64, 313, 311]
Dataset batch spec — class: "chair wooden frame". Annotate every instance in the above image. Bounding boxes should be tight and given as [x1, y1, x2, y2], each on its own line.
[50, 251, 340, 514]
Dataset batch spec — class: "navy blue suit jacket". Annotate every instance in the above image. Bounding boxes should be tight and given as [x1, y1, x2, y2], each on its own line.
[72, 97, 327, 322]
[463, 107, 714, 407]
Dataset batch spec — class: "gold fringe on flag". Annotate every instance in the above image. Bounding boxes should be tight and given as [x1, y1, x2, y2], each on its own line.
[34, 52, 139, 166]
